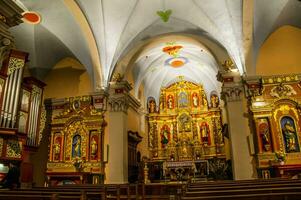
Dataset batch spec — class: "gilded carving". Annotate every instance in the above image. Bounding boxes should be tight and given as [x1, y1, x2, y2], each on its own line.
[249, 74, 301, 173]
[270, 83, 296, 98]
[47, 95, 106, 183]
[147, 80, 226, 161]
[38, 104, 46, 145]
[6, 140, 22, 158]
[0, 137, 3, 156]
[7, 57, 25, 75]
[112, 73, 124, 82]
[0, 14, 7, 23]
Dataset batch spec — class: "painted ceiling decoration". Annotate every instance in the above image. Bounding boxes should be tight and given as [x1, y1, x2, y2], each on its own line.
[162, 42, 183, 57]
[131, 36, 221, 103]
[157, 9, 172, 22]
[22, 12, 41, 24]
[165, 57, 188, 68]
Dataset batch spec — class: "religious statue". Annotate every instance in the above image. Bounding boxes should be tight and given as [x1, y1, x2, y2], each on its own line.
[200, 122, 210, 145]
[159, 93, 164, 110]
[161, 125, 170, 147]
[91, 136, 98, 157]
[182, 141, 188, 157]
[167, 95, 173, 109]
[258, 120, 271, 151]
[53, 139, 61, 160]
[210, 94, 219, 108]
[282, 118, 299, 152]
[192, 93, 198, 107]
[72, 135, 82, 158]
[148, 100, 156, 113]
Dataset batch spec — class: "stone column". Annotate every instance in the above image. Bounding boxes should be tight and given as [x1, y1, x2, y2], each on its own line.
[221, 73, 256, 180]
[106, 81, 132, 183]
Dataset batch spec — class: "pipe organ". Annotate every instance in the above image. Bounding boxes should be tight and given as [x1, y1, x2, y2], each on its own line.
[0, 50, 45, 163]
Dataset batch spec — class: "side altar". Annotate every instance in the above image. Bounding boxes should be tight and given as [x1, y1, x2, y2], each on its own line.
[245, 74, 301, 179]
[146, 80, 231, 182]
[46, 94, 107, 186]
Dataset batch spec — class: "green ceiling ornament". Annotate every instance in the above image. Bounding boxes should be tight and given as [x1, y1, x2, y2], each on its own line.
[157, 9, 172, 22]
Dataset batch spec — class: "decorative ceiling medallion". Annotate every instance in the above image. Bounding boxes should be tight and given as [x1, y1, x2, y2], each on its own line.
[165, 57, 188, 68]
[157, 9, 172, 22]
[162, 44, 183, 57]
[22, 12, 41, 24]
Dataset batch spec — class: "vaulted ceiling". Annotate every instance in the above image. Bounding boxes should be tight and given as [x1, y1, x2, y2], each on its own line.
[10, 0, 301, 100]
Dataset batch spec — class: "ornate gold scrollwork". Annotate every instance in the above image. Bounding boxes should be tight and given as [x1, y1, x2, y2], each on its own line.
[7, 57, 25, 75]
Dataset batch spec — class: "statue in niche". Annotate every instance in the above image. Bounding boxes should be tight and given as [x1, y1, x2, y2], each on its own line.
[90, 135, 98, 159]
[281, 117, 300, 152]
[210, 94, 219, 108]
[148, 99, 156, 113]
[167, 95, 174, 109]
[192, 92, 199, 107]
[258, 119, 271, 151]
[72, 134, 82, 158]
[159, 93, 164, 110]
[53, 137, 61, 160]
[200, 122, 210, 145]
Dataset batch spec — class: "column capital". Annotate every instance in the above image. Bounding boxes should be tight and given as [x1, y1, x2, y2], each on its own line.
[108, 80, 141, 113]
[219, 71, 244, 102]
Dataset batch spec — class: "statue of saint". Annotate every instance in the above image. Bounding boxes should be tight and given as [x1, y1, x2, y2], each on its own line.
[91, 137, 98, 156]
[259, 123, 270, 151]
[167, 95, 173, 109]
[53, 141, 61, 160]
[192, 93, 198, 107]
[72, 135, 82, 158]
[282, 120, 298, 152]
[149, 100, 156, 113]
[161, 129, 168, 145]
[211, 95, 219, 108]
[200, 123, 210, 144]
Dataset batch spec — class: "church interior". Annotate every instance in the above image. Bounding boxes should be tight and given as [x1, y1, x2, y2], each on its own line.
[0, 0, 301, 199]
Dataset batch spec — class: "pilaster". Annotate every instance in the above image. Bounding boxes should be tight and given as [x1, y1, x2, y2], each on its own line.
[106, 80, 132, 183]
[221, 72, 256, 180]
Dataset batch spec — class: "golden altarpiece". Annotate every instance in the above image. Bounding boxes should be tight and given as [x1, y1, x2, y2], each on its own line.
[46, 95, 107, 186]
[245, 74, 301, 179]
[146, 80, 230, 181]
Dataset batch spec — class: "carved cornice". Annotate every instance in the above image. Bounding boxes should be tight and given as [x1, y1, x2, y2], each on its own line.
[0, 0, 24, 28]
[108, 80, 141, 113]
